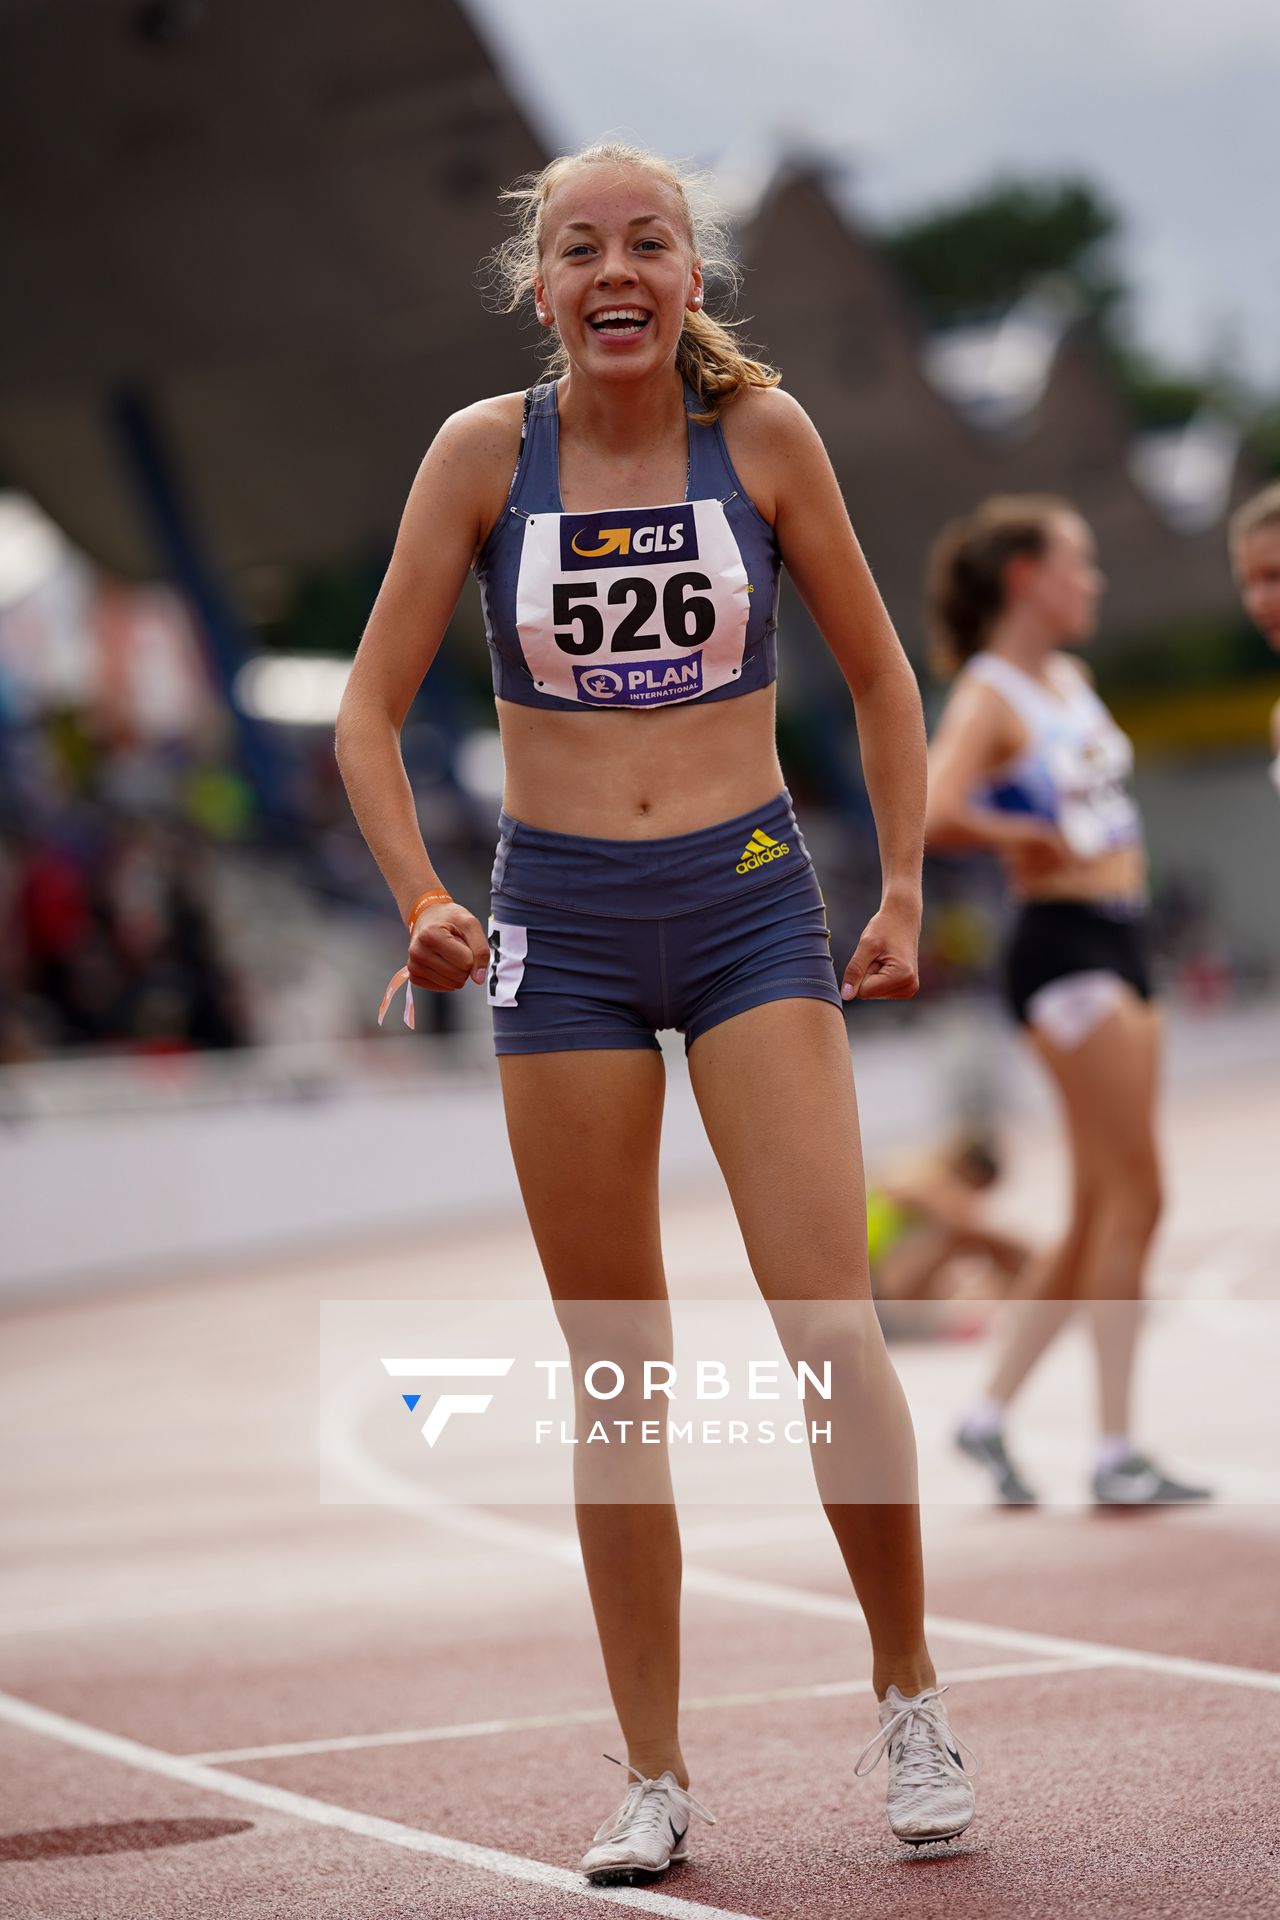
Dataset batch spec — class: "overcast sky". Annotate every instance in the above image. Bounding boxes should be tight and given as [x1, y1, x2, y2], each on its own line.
[468, 0, 1280, 393]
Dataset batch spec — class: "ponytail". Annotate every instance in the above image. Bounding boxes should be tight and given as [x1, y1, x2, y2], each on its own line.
[926, 495, 1073, 677]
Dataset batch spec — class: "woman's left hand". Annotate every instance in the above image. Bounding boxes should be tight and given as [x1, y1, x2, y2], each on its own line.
[841, 896, 921, 1002]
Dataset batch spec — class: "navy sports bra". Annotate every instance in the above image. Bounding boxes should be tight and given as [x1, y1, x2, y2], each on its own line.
[473, 381, 780, 712]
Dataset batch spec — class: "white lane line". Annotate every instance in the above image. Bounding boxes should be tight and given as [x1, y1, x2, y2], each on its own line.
[1173, 1232, 1264, 1301]
[0, 1588, 242, 1638]
[0, 1689, 761, 1920]
[0, 1568, 414, 1640]
[321, 1366, 1280, 1696]
[1172, 1238, 1280, 1358]
[186, 1656, 1101, 1765]
[918, 1615, 1280, 1691]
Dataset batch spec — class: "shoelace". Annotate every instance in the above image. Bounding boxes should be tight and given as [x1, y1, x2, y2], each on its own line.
[852, 1685, 981, 1787]
[378, 966, 414, 1031]
[591, 1754, 718, 1845]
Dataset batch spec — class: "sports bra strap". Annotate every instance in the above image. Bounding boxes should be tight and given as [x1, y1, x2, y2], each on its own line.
[507, 382, 559, 513]
[964, 652, 1068, 728]
[684, 383, 738, 501]
[507, 379, 736, 513]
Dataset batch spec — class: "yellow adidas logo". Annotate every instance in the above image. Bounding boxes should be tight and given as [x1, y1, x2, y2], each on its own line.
[736, 826, 791, 874]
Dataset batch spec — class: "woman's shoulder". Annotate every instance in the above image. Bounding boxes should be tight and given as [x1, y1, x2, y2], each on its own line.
[716, 386, 828, 524]
[717, 383, 817, 458]
[433, 389, 528, 468]
[1050, 650, 1096, 691]
[937, 656, 1033, 757]
[421, 391, 529, 541]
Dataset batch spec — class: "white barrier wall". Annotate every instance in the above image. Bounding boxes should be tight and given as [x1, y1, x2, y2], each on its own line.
[0, 1019, 978, 1298]
[2, 1074, 517, 1297]
[3, 1004, 1276, 1299]
[1135, 754, 1280, 962]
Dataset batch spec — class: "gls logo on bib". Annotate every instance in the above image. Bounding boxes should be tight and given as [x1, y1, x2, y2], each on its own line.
[560, 505, 697, 572]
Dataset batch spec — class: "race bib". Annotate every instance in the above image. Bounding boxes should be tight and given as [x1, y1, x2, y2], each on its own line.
[513, 498, 750, 707]
[487, 918, 527, 1007]
[1049, 724, 1140, 858]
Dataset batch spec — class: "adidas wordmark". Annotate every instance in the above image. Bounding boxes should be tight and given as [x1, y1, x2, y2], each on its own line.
[737, 827, 791, 874]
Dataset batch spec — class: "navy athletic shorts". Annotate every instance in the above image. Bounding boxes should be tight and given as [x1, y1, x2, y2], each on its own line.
[487, 789, 844, 1056]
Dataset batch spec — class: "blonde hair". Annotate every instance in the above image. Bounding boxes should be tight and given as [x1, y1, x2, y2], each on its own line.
[926, 494, 1077, 676]
[484, 143, 780, 423]
[1230, 480, 1280, 545]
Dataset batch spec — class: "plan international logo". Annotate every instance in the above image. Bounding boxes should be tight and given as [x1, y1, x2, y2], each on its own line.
[573, 657, 704, 704]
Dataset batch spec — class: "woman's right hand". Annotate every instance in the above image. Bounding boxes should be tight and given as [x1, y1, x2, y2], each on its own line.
[407, 902, 491, 992]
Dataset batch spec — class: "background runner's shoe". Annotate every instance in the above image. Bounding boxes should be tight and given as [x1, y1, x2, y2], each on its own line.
[854, 1683, 978, 1846]
[954, 1425, 1039, 1504]
[579, 1756, 716, 1886]
[1092, 1450, 1214, 1505]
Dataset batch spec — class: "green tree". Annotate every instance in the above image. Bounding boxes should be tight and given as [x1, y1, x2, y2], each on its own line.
[882, 175, 1237, 433]
[1109, 350, 1216, 431]
[883, 177, 1127, 328]
[1243, 404, 1280, 480]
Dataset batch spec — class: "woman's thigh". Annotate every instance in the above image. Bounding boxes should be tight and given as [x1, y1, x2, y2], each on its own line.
[1027, 991, 1163, 1197]
[686, 997, 870, 1302]
[498, 1047, 669, 1303]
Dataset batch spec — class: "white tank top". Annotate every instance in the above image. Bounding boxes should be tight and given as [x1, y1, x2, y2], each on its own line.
[961, 652, 1143, 859]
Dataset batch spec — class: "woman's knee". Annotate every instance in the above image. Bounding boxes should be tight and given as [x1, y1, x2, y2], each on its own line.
[771, 1298, 885, 1383]
[1074, 1129, 1161, 1225]
[1093, 1162, 1162, 1248]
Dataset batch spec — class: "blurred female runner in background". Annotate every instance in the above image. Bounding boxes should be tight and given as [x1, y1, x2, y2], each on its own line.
[336, 144, 976, 1886]
[924, 495, 1213, 1509]
[1229, 480, 1280, 786]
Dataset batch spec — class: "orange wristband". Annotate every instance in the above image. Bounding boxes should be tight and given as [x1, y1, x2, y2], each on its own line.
[406, 889, 452, 931]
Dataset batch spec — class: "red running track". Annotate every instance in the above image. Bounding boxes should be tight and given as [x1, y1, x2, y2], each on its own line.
[2, 1066, 1278, 1919]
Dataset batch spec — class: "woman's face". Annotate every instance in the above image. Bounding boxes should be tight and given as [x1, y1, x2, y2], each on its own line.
[1013, 512, 1104, 645]
[1233, 526, 1280, 651]
[532, 164, 702, 387]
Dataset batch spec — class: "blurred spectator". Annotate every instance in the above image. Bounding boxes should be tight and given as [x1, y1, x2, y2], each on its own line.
[2, 806, 248, 1058]
[868, 1133, 1035, 1342]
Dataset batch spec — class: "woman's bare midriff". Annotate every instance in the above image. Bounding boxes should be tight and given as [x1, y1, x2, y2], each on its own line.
[1016, 843, 1147, 907]
[495, 682, 786, 838]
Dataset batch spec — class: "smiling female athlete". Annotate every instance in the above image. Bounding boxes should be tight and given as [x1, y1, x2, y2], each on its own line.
[336, 143, 976, 1886]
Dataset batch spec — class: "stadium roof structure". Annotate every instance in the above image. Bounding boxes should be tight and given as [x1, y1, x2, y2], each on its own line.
[737, 163, 1244, 657]
[0, 0, 548, 586]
